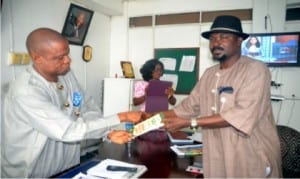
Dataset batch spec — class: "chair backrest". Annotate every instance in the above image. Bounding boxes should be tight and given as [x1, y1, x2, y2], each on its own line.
[277, 125, 300, 178]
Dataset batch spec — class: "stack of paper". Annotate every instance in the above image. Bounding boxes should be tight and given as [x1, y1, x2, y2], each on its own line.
[167, 131, 194, 145]
[76, 159, 147, 179]
[188, 132, 202, 143]
[170, 144, 203, 156]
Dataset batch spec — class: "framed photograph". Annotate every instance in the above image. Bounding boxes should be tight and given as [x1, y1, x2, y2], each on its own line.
[120, 61, 135, 78]
[62, 3, 94, 46]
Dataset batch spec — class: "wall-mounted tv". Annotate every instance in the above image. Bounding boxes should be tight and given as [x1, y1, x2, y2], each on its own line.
[241, 32, 300, 67]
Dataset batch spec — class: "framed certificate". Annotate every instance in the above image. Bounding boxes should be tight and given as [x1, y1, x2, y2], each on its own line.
[120, 61, 135, 78]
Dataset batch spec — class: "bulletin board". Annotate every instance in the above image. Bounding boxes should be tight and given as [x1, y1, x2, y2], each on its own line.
[154, 48, 199, 94]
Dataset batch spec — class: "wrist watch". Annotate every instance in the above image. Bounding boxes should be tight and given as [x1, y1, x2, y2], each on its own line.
[190, 118, 198, 131]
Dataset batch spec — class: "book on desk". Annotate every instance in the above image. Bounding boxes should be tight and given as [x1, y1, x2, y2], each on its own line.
[168, 131, 203, 157]
[167, 131, 194, 145]
[167, 130, 202, 145]
[170, 144, 203, 156]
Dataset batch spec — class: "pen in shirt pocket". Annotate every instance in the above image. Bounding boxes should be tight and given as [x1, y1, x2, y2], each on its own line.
[218, 86, 234, 94]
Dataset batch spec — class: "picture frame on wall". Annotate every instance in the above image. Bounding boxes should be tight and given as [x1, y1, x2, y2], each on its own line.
[62, 3, 94, 46]
[120, 61, 135, 78]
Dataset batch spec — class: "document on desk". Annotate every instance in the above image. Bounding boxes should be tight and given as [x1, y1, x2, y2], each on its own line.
[86, 159, 147, 179]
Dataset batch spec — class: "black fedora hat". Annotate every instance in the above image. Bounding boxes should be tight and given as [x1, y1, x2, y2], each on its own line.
[201, 15, 249, 40]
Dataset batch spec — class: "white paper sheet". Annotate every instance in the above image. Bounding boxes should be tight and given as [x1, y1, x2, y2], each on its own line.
[188, 132, 202, 142]
[87, 159, 147, 179]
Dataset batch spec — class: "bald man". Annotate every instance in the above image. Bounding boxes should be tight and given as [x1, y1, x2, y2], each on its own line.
[1, 28, 141, 178]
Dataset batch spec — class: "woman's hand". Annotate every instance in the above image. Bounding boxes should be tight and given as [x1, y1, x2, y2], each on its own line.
[165, 87, 174, 98]
[165, 87, 176, 105]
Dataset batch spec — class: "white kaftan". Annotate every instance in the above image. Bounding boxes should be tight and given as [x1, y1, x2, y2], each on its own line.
[2, 66, 120, 178]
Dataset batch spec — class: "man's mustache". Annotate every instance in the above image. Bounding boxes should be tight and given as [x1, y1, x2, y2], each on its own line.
[211, 46, 224, 52]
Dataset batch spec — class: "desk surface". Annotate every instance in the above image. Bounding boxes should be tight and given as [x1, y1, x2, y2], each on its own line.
[97, 130, 202, 178]
[55, 130, 202, 178]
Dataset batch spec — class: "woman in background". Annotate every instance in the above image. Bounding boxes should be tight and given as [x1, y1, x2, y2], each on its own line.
[132, 59, 176, 177]
[133, 58, 176, 111]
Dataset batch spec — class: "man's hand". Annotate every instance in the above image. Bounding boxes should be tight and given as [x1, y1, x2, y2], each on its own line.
[118, 111, 142, 124]
[162, 117, 190, 132]
[141, 112, 154, 120]
[126, 111, 142, 123]
[108, 130, 132, 144]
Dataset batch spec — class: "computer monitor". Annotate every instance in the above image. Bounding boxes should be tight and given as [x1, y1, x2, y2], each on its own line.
[241, 32, 300, 67]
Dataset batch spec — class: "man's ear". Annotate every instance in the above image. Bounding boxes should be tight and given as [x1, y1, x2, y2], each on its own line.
[30, 52, 42, 64]
[237, 37, 244, 47]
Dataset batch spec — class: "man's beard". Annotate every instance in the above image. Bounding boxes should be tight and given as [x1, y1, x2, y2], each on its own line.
[213, 54, 227, 62]
[211, 46, 228, 62]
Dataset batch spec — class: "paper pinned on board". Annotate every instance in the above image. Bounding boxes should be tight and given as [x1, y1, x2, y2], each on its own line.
[159, 57, 177, 71]
[179, 55, 196, 72]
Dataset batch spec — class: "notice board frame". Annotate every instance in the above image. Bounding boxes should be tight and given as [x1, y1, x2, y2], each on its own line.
[154, 47, 199, 94]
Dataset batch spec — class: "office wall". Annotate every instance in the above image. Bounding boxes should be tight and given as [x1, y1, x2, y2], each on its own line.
[1, 0, 112, 107]
[110, 0, 300, 131]
[1, 0, 300, 131]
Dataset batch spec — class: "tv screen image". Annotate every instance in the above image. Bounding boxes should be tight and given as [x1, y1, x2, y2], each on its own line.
[241, 32, 300, 67]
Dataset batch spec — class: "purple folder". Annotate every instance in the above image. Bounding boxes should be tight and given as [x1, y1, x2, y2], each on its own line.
[145, 80, 172, 113]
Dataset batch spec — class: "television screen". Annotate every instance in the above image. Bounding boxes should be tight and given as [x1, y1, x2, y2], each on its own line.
[241, 32, 300, 67]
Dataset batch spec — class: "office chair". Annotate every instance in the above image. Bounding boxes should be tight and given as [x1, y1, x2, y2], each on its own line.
[277, 125, 300, 178]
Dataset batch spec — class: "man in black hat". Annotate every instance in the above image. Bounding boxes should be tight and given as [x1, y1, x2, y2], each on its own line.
[158, 15, 282, 177]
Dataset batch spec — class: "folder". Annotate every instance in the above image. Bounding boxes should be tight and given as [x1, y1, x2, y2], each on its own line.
[145, 80, 172, 113]
[167, 131, 194, 145]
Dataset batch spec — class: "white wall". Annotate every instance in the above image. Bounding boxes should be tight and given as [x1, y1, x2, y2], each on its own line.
[110, 0, 300, 131]
[1, 0, 112, 107]
[1, 0, 300, 132]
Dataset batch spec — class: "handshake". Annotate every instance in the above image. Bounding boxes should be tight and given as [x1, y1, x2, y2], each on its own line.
[107, 111, 161, 144]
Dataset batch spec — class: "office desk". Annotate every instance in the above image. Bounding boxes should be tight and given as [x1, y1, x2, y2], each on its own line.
[54, 130, 202, 178]
[97, 130, 202, 178]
